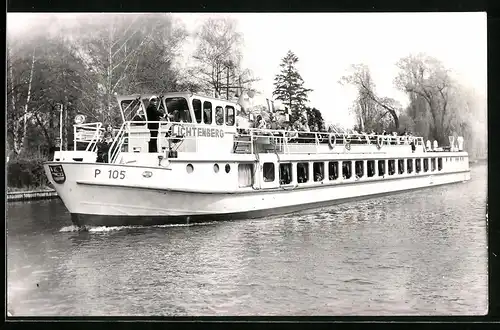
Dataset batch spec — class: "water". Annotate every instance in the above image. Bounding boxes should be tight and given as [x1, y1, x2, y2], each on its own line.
[7, 164, 488, 316]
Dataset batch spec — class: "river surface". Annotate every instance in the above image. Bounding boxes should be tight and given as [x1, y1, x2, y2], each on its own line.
[7, 164, 488, 316]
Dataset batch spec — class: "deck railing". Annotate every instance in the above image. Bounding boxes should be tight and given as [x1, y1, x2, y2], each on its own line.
[73, 120, 426, 162]
[73, 122, 103, 152]
[234, 127, 425, 154]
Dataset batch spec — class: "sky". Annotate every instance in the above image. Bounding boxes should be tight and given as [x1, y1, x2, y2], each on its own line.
[8, 12, 487, 128]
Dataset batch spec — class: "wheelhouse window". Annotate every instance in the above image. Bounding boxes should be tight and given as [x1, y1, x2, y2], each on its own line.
[238, 163, 254, 187]
[297, 162, 309, 183]
[328, 161, 339, 180]
[225, 106, 235, 126]
[438, 158, 443, 171]
[313, 162, 324, 182]
[193, 99, 202, 123]
[121, 98, 143, 122]
[343, 161, 352, 179]
[355, 160, 364, 179]
[388, 160, 395, 176]
[203, 101, 213, 124]
[398, 159, 405, 174]
[215, 106, 224, 125]
[407, 159, 413, 173]
[423, 158, 429, 172]
[263, 162, 275, 182]
[279, 163, 292, 185]
[431, 158, 436, 171]
[166, 97, 191, 123]
[415, 159, 421, 173]
[367, 160, 375, 177]
[378, 160, 385, 177]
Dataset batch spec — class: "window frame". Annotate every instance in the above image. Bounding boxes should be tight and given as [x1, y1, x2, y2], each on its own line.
[313, 162, 325, 182]
[343, 161, 352, 180]
[203, 101, 213, 125]
[328, 161, 339, 181]
[192, 99, 202, 124]
[297, 162, 309, 183]
[263, 162, 275, 182]
[279, 163, 293, 185]
[225, 105, 235, 126]
[367, 160, 375, 177]
[215, 106, 224, 126]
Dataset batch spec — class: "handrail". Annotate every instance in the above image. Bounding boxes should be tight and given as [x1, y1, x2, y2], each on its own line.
[72, 119, 429, 159]
[72, 122, 103, 152]
[108, 122, 127, 163]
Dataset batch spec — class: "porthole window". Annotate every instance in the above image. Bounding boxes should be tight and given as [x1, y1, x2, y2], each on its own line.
[225, 164, 231, 173]
[213, 164, 220, 173]
[186, 164, 194, 173]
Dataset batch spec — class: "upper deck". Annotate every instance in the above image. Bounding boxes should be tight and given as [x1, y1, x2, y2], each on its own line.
[68, 92, 464, 164]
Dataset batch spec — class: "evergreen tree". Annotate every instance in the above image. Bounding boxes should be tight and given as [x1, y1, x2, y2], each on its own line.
[304, 107, 325, 131]
[272, 50, 312, 122]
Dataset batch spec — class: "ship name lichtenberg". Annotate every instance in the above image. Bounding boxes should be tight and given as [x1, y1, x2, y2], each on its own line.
[172, 125, 224, 138]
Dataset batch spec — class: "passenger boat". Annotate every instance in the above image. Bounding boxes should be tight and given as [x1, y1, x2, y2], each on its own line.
[43, 92, 471, 227]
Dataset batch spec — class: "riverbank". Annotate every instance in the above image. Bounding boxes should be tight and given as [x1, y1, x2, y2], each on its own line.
[7, 187, 59, 202]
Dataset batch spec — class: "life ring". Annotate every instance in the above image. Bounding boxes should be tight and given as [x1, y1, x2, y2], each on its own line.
[344, 141, 351, 151]
[376, 136, 383, 149]
[328, 134, 336, 149]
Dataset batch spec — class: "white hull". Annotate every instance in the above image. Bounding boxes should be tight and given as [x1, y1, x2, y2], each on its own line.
[45, 162, 470, 226]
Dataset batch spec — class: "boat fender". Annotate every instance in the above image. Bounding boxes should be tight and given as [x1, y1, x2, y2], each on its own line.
[376, 136, 383, 149]
[345, 141, 351, 151]
[328, 134, 336, 149]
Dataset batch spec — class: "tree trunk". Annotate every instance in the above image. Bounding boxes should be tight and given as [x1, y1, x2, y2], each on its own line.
[17, 47, 36, 155]
[8, 47, 18, 155]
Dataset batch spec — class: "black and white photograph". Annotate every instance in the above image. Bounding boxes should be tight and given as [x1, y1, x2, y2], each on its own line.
[6, 12, 487, 316]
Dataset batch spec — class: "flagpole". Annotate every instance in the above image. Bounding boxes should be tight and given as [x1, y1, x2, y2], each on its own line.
[59, 103, 63, 152]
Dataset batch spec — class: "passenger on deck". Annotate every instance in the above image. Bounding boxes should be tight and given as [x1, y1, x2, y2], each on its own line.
[216, 111, 224, 125]
[179, 109, 190, 122]
[97, 124, 115, 163]
[146, 97, 164, 153]
[254, 115, 266, 129]
[131, 108, 146, 124]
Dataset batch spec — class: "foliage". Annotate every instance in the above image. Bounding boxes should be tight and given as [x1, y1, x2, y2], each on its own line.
[395, 53, 454, 145]
[6, 14, 188, 158]
[304, 107, 325, 131]
[339, 64, 401, 132]
[272, 50, 313, 123]
[395, 53, 486, 155]
[7, 154, 50, 188]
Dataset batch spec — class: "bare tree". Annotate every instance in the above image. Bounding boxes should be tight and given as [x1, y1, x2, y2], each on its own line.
[340, 64, 401, 131]
[190, 17, 258, 99]
[68, 14, 187, 124]
[7, 41, 37, 156]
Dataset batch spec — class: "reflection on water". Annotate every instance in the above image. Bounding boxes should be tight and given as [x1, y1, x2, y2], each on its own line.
[7, 164, 487, 316]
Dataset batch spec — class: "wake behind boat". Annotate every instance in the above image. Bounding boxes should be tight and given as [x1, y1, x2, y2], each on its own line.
[44, 92, 470, 227]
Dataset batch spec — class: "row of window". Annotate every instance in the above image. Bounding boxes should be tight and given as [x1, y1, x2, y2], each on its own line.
[192, 99, 235, 126]
[262, 157, 447, 184]
[121, 97, 236, 126]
